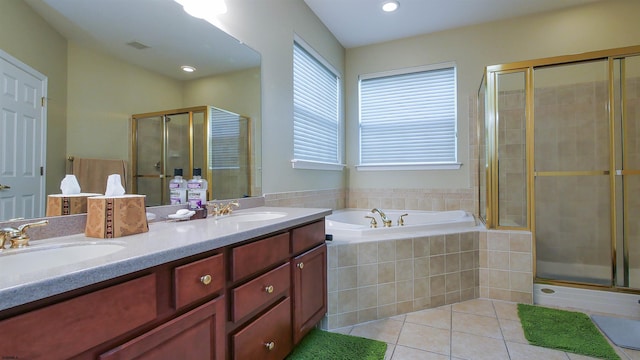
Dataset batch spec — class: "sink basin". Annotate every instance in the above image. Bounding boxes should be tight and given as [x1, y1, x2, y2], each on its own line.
[0, 242, 126, 274]
[218, 211, 287, 222]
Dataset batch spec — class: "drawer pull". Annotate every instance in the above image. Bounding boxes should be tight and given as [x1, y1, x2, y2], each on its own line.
[297, 262, 304, 269]
[264, 341, 275, 351]
[264, 285, 274, 294]
[200, 274, 212, 285]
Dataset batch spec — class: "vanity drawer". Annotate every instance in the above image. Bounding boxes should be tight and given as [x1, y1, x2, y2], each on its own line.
[0, 274, 157, 360]
[291, 220, 325, 255]
[231, 232, 289, 282]
[232, 262, 290, 322]
[174, 253, 224, 309]
[232, 297, 292, 360]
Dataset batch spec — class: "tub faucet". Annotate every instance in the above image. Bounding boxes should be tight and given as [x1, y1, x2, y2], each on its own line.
[370, 208, 392, 227]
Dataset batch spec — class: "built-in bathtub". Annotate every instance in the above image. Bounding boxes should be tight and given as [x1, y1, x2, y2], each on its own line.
[325, 209, 478, 242]
[322, 208, 482, 330]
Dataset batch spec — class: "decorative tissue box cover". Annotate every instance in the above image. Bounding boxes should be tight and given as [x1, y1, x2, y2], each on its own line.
[46, 193, 102, 216]
[85, 195, 148, 238]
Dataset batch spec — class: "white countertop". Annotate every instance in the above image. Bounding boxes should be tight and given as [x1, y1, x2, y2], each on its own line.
[0, 206, 331, 312]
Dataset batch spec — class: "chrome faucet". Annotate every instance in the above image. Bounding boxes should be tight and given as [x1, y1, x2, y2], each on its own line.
[0, 220, 49, 250]
[370, 208, 392, 227]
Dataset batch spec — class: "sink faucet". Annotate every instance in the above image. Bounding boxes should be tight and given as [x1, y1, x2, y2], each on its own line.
[0, 220, 49, 250]
[209, 200, 240, 216]
[370, 208, 392, 227]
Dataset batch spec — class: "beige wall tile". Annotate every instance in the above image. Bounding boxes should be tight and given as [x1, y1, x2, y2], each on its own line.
[378, 240, 396, 262]
[397, 280, 414, 302]
[358, 264, 378, 287]
[397, 239, 413, 259]
[510, 252, 532, 272]
[358, 242, 378, 264]
[358, 285, 378, 310]
[338, 266, 357, 290]
[446, 272, 461, 292]
[396, 259, 413, 281]
[431, 235, 445, 255]
[377, 261, 395, 284]
[337, 289, 358, 313]
[489, 269, 510, 289]
[338, 244, 358, 267]
[446, 253, 461, 273]
[414, 277, 430, 298]
[431, 274, 446, 296]
[378, 282, 397, 305]
[414, 257, 430, 278]
[431, 255, 445, 275]
[461, 251, 475, 271]
[357, 308, 378, 323]
[487, 232, 510, 250]
[509, 232, 532, 253]
[378, 303, 399, 319]
[414, 236, 430, 257]
[488, 251, 510, 270]
[510, 272, 533, 292]
[446, 233, 461, 253]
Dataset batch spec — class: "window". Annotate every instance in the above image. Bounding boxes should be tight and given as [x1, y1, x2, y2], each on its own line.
[292, 38, 342, 170]
[209, 108, 240, 170]
[358, 63, 459, 170]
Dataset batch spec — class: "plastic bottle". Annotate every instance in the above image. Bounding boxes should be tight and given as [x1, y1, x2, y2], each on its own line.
[169, 168, 187, 205]
[187, 168, 208, 210]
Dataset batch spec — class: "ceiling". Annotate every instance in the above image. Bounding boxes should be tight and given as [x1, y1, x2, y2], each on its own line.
[304, 0, 604, 48]
[23, 0, 260, 80]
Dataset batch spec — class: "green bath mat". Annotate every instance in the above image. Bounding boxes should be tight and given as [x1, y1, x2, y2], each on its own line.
[517, 304, 620, 360]
[286, 328, 387, 360]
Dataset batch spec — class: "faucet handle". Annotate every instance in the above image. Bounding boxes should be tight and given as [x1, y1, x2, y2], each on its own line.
[9, 220, 48, 248]
[364, 216, 378, 228]
[397, 214, 408, 226]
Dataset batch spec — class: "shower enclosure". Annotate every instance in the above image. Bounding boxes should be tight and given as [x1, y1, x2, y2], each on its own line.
[132, 106, 252, 206]
[479, 45, 640, 292]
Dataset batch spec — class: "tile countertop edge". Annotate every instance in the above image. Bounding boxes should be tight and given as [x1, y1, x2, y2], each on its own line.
[0, 207, 332, 312]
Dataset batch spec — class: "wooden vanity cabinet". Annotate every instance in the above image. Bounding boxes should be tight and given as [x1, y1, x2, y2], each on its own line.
[292, 243, 327, 344]
[0, 217, 327, 360]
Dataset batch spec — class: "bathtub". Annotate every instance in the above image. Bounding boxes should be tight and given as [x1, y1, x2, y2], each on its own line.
[325, 208, 478, 240]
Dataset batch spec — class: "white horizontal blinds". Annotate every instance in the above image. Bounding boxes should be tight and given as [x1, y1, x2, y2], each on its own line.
[209, 108, 239, 169]
[293, 42, 339, 164]
[360, 66, 457, 165]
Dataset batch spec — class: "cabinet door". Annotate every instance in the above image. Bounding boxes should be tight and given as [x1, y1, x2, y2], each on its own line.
[292, 244, 327, 344]
[100, 296, 225, 360]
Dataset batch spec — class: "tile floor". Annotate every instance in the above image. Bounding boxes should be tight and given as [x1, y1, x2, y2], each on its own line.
[331, 299, 640, 360]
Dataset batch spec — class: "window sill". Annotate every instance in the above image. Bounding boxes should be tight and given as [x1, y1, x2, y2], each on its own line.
[291, 159, 346, 171]
[356, 163, 462, 171]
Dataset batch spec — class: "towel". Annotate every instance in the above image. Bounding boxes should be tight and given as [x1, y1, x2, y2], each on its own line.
[72, 158, 127, 194]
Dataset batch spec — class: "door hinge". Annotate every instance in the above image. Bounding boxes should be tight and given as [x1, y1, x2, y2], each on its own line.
[40, 166, 44, 176]
[41, 97, 45, 107]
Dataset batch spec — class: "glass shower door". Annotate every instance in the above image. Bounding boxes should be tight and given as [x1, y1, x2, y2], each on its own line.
[620, 55, 640, 289]
[134, 115, 164, 206]
[533, 60, 612, 285]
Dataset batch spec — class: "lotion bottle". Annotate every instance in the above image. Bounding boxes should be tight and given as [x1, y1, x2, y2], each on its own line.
[187, 168, 208, 210]
[169, 168, 187, 205]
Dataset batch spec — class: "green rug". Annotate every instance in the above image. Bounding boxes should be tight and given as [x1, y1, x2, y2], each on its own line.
[518, 304, 620, 360]
[286, 328, 387, 360]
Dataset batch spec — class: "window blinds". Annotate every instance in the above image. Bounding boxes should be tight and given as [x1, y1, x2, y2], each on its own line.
[359, 66, 457, 165]
[293, 42, 339, 164]
[209, 108, 240, 170]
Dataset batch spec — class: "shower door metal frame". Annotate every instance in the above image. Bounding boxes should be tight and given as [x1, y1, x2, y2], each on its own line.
[483, 45, 640, 294]
[131, 106, 209, 205]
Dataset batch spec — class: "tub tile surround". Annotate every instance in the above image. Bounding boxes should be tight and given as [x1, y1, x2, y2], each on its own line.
[323, 228, 533, 330]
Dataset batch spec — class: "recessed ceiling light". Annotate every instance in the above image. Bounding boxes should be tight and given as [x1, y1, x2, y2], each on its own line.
[382, 1, 399, 12]
[181, 65, 196, 73]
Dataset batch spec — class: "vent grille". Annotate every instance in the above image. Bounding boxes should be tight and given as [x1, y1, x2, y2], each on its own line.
[126, 41, 150, 50]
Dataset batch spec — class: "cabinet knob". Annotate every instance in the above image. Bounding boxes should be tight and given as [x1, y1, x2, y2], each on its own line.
[264, 341, 275, 351]
[265, 285, 274, 294]
[297, 262, 304, 269]
[200, 274, 212, 285]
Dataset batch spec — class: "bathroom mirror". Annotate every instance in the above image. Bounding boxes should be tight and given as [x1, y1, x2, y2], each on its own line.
[1, 0, 261, 220]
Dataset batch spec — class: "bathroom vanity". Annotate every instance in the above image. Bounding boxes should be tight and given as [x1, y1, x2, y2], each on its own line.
[0, 207, 330, 360]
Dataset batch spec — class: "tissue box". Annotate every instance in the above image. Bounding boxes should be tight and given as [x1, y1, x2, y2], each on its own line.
[46, 193, 101, 216]
[85, 195, 148, 238]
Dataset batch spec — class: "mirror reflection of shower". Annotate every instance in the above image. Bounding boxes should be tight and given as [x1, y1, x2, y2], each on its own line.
[132, 106, 252, 206]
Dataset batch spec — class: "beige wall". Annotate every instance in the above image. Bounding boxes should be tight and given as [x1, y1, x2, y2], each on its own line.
[209, 0, 346, 195]
[345, 0, 640, 192]
[0, 0, 67, 197]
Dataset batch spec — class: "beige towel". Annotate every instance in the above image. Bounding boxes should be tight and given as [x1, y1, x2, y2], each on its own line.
[72, 158, 127, 194]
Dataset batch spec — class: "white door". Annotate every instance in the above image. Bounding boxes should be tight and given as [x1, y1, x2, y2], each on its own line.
[0, 50, 47, 221]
